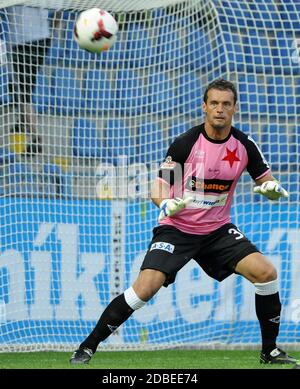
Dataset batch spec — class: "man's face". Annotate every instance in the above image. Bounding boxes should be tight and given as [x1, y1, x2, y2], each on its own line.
[202, 88, 237, 130]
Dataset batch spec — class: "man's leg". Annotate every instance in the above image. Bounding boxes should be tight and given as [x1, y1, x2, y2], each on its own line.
[70, 269, 166, 364]
[235, 252, 296, 364]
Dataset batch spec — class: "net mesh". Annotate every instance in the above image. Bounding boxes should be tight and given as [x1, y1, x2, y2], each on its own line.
[0, 0, 299, 351]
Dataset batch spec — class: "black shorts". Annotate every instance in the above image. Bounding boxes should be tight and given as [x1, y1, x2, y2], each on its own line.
[140, 223, 260, 286]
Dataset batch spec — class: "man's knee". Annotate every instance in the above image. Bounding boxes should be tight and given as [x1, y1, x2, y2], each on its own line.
[254, 265, 277, 284]
[235, 253, 278, 284]
[132, 269, 166, 301]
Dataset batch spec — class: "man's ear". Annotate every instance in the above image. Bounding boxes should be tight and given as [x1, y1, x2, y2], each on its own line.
[202, 101, 207, 113]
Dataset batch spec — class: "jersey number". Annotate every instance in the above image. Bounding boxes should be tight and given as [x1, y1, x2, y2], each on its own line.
[228, 228, 244, 240]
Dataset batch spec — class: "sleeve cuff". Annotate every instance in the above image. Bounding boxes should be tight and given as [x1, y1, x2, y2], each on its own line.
[255, 169, 271, 181]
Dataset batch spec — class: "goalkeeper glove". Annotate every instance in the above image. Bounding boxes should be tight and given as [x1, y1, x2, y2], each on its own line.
[158, 197, 193, 221]
[253, 181, 288, 201]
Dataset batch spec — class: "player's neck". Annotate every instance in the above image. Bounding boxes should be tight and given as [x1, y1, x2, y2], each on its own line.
[204, 122, 232, 141]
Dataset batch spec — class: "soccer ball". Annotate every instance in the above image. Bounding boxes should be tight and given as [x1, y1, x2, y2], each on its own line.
[74, 8, 118, 53]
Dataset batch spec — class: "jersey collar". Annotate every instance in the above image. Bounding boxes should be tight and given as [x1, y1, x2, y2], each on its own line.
[201, 123, 232, 144]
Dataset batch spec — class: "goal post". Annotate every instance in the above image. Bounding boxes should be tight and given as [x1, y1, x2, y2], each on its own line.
[0, 0, 299, 352]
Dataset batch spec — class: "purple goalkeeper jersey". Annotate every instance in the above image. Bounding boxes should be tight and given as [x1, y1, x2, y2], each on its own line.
[158, 123, 270, 234]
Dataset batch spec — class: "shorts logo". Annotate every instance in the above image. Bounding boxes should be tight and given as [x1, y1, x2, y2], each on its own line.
[150, 242, 175, 253]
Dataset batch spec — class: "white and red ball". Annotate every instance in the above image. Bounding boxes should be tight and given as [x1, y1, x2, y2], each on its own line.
[74, 8, 118, 53]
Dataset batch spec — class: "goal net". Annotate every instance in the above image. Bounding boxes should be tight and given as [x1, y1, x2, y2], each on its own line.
[0, 0, 299, 352]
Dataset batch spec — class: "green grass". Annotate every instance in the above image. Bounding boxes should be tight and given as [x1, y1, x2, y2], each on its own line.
[0, 350, 299, 369]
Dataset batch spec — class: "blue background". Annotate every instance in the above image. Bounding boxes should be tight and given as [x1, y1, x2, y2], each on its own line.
[1, 198, 299, 346]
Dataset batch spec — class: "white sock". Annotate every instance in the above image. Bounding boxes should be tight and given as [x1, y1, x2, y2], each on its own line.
[254, 279, 279, 296]
[124, 287, 146, 310]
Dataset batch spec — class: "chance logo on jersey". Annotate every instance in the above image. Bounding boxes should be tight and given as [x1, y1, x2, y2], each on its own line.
[186, 178, 234, 194]
[150, 242, 175, 253]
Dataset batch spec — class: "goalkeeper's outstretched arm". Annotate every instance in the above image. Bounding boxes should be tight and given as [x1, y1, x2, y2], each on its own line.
[253, 174, 288, 201]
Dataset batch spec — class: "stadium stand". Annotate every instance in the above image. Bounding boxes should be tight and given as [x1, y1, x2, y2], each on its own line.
[116, 69, 148, 115]
[0, 2, 298, 201]
[185, 26, 213, 71]
[147, 71, 178, 115]
[267, 76, 296, 116]
[136, 122, 168, 165]
[175, 72, 202, 116]
[4, 160, 36, 195]
[125, 23, 156, 68]
[0, 11, 11, 105]
[73, 118, 102, 158]
[0, 65, 11, 105]
[0, 146, 16, 164]
[104, 119, 137, 165]
[51, 67, 83, 116]
[43, 162, 72, 197]
[82, 69, 115, 114]
[238, 74, 268, 115]
[31, 68, 51, 114]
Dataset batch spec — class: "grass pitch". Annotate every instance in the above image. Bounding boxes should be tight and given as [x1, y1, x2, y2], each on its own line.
[0, 349, 299, 369]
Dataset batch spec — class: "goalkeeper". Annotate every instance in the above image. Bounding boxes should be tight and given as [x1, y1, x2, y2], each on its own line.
[70, 79, 295, 366]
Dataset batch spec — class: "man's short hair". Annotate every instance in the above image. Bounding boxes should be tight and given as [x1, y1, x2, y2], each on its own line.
[203, 78, 237, 104]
